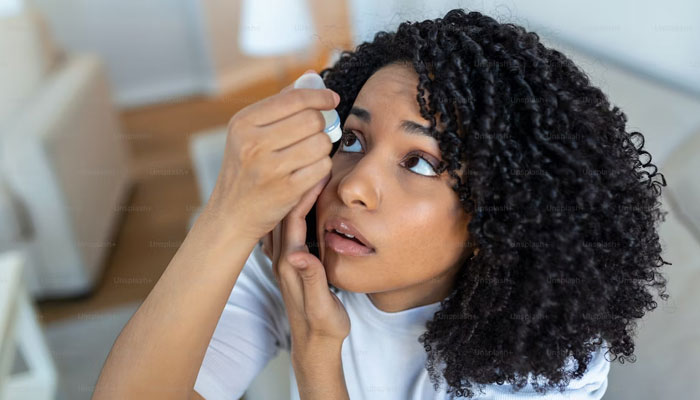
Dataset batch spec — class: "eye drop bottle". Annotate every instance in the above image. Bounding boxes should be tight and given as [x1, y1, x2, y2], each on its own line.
[293, 72, 343, 143]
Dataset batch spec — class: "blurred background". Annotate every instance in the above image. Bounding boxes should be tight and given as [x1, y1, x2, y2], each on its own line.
[0, 0, 698, 399]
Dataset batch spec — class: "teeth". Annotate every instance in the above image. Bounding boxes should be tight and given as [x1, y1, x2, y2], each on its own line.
[334, 229, 355, 239]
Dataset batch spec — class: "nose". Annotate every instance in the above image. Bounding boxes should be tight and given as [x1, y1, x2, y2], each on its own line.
[336, 156, 380, 210]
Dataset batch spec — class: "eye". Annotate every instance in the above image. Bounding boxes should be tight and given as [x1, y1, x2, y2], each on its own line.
[339, 128, 363, 153]
[338, 129, 440, 178]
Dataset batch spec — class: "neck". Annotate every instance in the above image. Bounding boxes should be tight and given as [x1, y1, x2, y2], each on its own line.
[367, 265, 459, 312]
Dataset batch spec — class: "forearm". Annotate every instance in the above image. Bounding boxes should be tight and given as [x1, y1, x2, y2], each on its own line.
[292, 338, 350, 400]
[93, 208, 260, 399]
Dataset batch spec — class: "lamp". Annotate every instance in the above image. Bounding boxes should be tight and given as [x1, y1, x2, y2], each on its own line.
[238, 0, 316, 56]
[0, 0, 23, 18]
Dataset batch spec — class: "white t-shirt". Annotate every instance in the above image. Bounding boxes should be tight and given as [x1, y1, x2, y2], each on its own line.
[194, 241, 610, 400]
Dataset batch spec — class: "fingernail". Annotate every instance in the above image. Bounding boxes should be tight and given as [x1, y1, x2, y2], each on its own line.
[331, 91, 340, 103]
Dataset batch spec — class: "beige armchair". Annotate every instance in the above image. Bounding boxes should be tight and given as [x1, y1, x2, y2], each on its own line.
[0, 8, 132, 299]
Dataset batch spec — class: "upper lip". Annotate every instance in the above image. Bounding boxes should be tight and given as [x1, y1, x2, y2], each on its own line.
[324, 216, 374, 250]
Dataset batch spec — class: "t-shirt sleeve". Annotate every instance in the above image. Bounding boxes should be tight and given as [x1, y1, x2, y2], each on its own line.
[194, 241, 290, 400]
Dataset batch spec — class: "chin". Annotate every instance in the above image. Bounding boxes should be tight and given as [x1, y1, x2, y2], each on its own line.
[323, 256, 387, 293]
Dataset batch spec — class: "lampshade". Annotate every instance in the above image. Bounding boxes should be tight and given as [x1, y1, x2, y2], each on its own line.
[0, 0, 24, 18]
[238, 0, 316, 56]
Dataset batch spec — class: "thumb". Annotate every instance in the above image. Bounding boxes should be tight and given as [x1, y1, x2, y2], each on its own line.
[287, 252, 330, 304]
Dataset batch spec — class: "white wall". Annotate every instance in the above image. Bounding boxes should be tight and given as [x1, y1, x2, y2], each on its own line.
[27, 0, 321, 108]
[0, 0, 25, 17]
[29, 0, 209, 108]
[345, 0, 700, 165]
[26, 0, 700, 120]
[348, 0, 700, 97]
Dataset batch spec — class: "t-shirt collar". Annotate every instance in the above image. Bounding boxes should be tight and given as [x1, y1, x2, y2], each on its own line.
[347, 290, 443, 335]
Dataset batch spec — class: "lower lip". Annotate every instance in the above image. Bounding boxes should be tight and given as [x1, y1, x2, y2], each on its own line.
[325, 231, 375, 256]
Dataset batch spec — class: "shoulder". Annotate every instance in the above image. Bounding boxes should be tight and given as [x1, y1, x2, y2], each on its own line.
[477, 343, 610, 399]
[545, 343, 611, 398]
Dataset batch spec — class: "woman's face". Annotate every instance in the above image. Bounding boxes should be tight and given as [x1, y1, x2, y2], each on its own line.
[315, 62, 473, 312]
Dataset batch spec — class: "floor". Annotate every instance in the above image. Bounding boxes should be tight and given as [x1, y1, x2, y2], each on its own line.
[36, 58, 331, 324]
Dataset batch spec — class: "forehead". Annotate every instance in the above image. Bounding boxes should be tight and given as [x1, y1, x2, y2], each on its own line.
[353, 63, 425, 118]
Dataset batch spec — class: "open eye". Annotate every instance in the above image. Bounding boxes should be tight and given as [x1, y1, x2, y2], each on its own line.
[339, 129, 363, 153]
[338, 129, 440, 178]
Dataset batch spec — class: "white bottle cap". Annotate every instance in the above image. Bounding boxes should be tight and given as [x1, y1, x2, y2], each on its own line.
[294, 72, 342, 143]
[294, 72, 325, 89]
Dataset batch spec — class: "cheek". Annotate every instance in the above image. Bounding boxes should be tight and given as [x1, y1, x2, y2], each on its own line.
[379, 200, 463, 278]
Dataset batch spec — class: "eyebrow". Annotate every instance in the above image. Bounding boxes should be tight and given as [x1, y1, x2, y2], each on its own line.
[349, 106, 434, 139]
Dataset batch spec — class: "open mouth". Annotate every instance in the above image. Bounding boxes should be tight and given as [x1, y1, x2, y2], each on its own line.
[330, 228, 366, 245]
[325, 229, 375, 255]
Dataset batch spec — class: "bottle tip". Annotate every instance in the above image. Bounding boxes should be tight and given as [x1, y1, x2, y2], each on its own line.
[326, 122, 343, 143]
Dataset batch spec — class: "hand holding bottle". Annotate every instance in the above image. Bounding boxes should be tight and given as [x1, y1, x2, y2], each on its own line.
[202, 70, 340, 243]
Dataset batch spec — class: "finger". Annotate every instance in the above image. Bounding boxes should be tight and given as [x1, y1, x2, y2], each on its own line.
[288, 156, 332, 198]
[269, 131, 332, 176]
[272, 221, 282, 282]
[290, 171, 330, 221]
[287, 253, 335, 319]
[278, 245, 307, 317]
[246, 88, 339, 127]
[284, 171, 331, 252]
[258, 108, 328, 153]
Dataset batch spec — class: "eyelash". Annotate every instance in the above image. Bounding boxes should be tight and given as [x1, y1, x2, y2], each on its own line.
[338, 128, 441, 178]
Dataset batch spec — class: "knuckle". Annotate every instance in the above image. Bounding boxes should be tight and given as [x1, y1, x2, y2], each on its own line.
[312, 110, 326, 132]
[300, 109, 324, 133]
[288, 173, 305, 194]
[267, 160, 283, 179]
[239, 137, 263, 161]
[299, 268, 317, 282]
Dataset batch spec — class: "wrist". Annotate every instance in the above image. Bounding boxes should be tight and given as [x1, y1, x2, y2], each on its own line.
[192, 204, 261, 250]
[291, 336, 349, 400]
[291, 335, 344, 367]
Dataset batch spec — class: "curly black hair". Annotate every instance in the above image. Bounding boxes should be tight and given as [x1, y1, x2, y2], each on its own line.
[304, 8, 670, 398]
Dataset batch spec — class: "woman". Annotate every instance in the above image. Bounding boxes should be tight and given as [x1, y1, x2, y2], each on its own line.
[94, 9, 669, 400]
